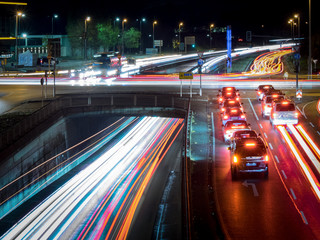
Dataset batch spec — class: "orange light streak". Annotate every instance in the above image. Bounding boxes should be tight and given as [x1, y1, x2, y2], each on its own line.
[278, 125, 320, 200]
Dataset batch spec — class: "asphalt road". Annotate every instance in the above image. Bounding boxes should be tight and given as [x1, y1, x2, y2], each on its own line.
[211, 90, 320, 239]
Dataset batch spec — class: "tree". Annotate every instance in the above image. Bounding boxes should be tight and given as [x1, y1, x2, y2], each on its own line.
[66, 20, 83, 56]
[96, 23, 119, 52]
[123, 28, 141, 52]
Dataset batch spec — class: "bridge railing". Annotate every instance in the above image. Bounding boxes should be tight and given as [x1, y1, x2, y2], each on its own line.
[0, 94, 188, 153]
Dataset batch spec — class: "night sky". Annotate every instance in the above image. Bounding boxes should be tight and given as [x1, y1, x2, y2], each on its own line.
[7, 0, 320, 38]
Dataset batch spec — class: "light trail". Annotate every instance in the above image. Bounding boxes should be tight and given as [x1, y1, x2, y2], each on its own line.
[1, 117, 184, 240]
[278, 125, 320, 200]
[0, 117, 136, 220]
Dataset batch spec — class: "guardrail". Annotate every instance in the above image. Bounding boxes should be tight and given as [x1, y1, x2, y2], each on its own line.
[182, 98, 192, 239]
[0, 94, 189, 153]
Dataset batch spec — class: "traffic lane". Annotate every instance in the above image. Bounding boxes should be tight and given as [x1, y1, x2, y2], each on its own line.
[249, 97, 320, 238]
[212, 100, 314, 239]
[297, 99, 320, 134]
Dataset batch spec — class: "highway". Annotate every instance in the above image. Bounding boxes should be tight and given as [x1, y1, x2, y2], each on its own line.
[2, 46, 320, 239]
[211, 91, 320, 239]
[0, 117, 184, 239]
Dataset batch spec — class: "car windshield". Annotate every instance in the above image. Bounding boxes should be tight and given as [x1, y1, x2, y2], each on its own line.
[222, 92, 237, 98]
[226, 108, 241, 116]
[222, 87, 236, 92]
[266, 96, 284, 103]
[224, 101, 240, 107]
[275, 103, 295, 111]
[225, 121, 247, 128]
[261, 86, 273, 91]
[235, 144, 266, 157]
[233, 131, 257, 138]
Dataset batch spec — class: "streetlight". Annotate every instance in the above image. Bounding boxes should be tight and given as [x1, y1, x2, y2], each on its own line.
[209, 24, 214, 49]
[139, 18, 146, 53]
[122, 18, 127, 54]
[178, 22, 183, 53]
[84, 16, 91, 60]
[22, 33, 27, 46]
[153, 20, 157, 48]
[15, 11, 23, 66]
[114, 17, 120, 28]
[52, 14, 58, 35]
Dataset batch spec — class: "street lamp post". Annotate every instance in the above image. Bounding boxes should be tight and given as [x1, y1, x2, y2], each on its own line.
[288, 19, 294, 40]
[294, 14, 300, 39]
[122, 18, 127, 55]
[84, 16, 91, 60]
[153, 21, 157, 48]
[178, 22, 183, 53]
[15, 11, 23, 66]
[308, 0, 312, 78]
[139, 18, 146, 53]
[209, 24, 214, 49]
[52, 14, 58, 35]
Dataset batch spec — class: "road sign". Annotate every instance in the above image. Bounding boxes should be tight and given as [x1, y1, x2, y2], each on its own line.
[296, 89, 302, 99]
[294, 53, 301, 60]
[198, 58, 204, 66]
[154, 40, 163, 47]
[179, 72, 193, 79]
[197, 51, 204, 58]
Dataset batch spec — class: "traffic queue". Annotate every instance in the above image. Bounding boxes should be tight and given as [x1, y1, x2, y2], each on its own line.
[218, 86, 269, 180]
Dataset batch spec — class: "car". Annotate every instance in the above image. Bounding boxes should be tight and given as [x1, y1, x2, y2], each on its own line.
[256, 85, 274, 101]
[37, 56, 59, 66]
[222, 107, 246, 126]
[222, 120, 251, 143]
[270, 99, 298, 126]
[261, 92, 285, 118]
[229, 129, 260, 149]
[217, 87, 240, 104]
[220, 99, 243, 114]
[228, 136, 269, 179]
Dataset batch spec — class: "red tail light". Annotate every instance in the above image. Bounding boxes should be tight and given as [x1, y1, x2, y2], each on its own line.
[223, 115, 229, 120]
[241, 114, 245, 119]
[233, 156, 238, 163]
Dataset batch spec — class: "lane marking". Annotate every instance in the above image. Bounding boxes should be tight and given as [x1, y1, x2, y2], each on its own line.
[290, 188, 297, 200]
[300, 211, 308, 225]
[317, 131, 320, 136]
[259, 124, 263, 129]
[281, 170, 287, 179]
[264, 132, 268, 139]
[296, 106, 307, 119]
[211, 112, 215, 158]
[242, 180, 259, 197]
[301, 100, 316, 119]
[275, 155, 279, 163]
[248, 98, 259, 121]
[268, 143, 273, 150]
[309, 122, 314, 128]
